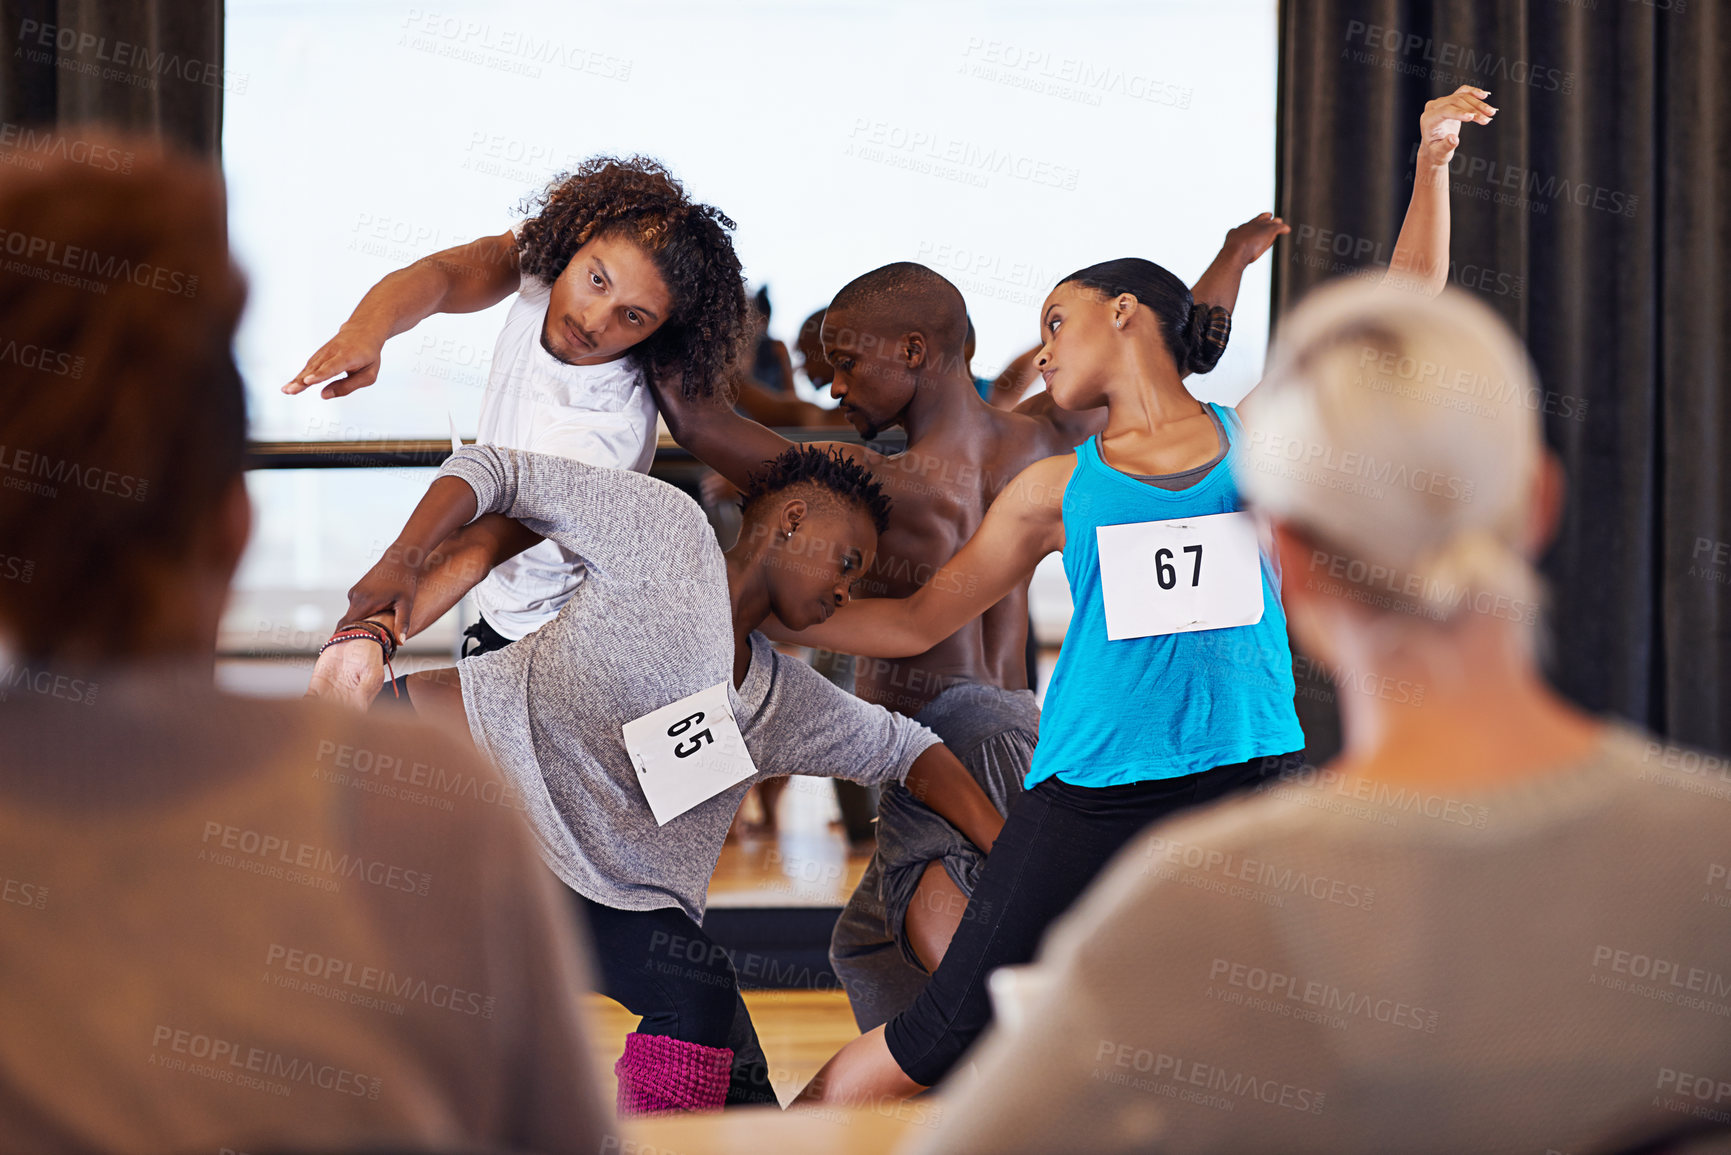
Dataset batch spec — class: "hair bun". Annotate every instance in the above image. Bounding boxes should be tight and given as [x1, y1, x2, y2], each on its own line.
[1182, 302, 1232, 375]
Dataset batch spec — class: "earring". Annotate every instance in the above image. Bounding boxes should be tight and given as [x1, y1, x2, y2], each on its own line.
[1115, 318, 1124, 329]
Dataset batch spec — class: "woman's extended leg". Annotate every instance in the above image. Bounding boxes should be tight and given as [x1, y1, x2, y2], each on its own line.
[796, 753, 1300, 1105]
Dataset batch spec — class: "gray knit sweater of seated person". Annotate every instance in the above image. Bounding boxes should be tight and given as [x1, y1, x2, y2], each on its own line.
[440, 445, 940, 921]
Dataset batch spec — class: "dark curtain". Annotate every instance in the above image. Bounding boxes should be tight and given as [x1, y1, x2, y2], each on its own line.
[1275, 0, 1729, 758]
[0, 0, 224, 155]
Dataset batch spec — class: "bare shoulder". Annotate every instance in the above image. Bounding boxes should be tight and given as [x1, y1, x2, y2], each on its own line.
[1011, 390, 1059, 422]
[1000, 452, 1076, 520]
[974, 404, 1060, 481]
[1004, 392, 1105, 455]
[1014, 450, 1078, 488]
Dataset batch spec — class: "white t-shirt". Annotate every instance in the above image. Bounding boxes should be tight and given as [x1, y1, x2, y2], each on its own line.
[471, 230, 658, 639]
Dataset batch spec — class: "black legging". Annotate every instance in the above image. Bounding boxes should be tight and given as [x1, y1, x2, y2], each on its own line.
[460, 614, 515, 658]
[573, 893, 778, 1106]
[883, 751, 1302, 1087]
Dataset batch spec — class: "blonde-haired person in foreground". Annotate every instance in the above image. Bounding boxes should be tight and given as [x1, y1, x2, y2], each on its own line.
[0, 144, 609, 1152]
[902, 282, 1731, 1155]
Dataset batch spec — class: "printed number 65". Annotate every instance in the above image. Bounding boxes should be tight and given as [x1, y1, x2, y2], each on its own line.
[668, 711, 714, 759]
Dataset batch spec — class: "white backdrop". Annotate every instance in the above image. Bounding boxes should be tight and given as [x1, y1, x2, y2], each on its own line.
[227, 0, 1278, 440]
[220, 0, 1277, 681]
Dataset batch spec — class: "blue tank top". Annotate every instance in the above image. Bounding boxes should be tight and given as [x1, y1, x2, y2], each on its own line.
[1027, 403, 1305, 788]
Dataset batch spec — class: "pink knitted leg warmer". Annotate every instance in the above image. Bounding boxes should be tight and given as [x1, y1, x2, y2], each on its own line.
[614, 1032, 734, 1116]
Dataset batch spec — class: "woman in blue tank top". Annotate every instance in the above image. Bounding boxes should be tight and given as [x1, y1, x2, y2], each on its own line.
[790, 254, 1311, 1103]
[792, 104, 1472, 1098]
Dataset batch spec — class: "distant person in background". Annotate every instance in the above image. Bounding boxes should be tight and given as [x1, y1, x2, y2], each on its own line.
[795, 307, 835, 390]
[0, 142, 608, 1154]
[285, 155, 750, 658]
[748, 285, 795, 392]
[910, 277, 1731, 1155]
[722, 299, 851, 433]
[964, 316, 1041, 410]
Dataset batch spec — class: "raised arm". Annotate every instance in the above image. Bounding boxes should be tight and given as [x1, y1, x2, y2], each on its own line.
[986, 345, 1041, 410]
[1013, 389, 1107, 449]
[1020, 213, 1289, 446]
[650, 370, 827, 488]
[1189, 211, 1291, 317]
[1383, 85, 1497, 296]
[732, 375, 850, 428]
[308, 470, 505, 708]
[343, 513, 544, 642]
[789, 454, 1073, 657]
[438, 445, 707, 580]
[336, 473, 490, 641]
[342, 446, 701, 641]
[283, 229, 521, 398]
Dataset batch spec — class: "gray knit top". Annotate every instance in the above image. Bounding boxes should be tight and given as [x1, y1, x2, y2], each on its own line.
[440, 446, 939, 920]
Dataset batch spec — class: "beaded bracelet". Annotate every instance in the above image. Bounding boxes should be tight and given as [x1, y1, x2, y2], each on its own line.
[319, 619, 400, 699]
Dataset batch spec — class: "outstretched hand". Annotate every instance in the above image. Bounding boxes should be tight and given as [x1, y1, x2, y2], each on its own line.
[1420, 84, 1497, 167]
[1223, 212, 1291, 267]
[282, 323, 388, 399]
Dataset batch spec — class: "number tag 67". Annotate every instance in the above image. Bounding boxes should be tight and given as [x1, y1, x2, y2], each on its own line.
[1095, 511, 1265, 641]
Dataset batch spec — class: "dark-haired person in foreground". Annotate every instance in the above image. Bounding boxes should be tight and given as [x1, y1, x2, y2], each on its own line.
[653, 223, 1288, 1032]
[0, 144, 610, 1153]
[792, 86, 1497, 1106]
[284, 155, 750, 657]
[308, 445, 1005, 1114]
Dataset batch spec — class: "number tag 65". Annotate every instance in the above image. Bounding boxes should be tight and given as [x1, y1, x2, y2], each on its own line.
[666, 711, 714, 758]
[621, 681, 759, 825]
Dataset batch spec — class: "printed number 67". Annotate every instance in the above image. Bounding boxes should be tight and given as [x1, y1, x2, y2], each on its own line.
[668, 711, 714, 759]
[1155, 543, 1204, 590]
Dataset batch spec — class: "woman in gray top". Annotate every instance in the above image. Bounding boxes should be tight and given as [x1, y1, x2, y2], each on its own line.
[904, 283, 1731, 1154]
[310, 443, 1003, 1116]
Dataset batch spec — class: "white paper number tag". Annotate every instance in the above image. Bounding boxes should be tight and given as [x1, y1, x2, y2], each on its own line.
[1095, 511, 1265, 641]
[621, 681, 759, 825]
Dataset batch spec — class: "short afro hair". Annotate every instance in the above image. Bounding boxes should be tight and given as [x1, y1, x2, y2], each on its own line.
[826, 261, 969, 363]
[739, 445, 892, 534]
[517, 155, 748, 400]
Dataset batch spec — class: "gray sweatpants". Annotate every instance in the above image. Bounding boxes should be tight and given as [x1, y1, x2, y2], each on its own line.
[829, 681, 1038, 1031]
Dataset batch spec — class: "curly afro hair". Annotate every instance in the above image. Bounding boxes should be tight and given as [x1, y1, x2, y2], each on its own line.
[740, 445, 893, 534]
[517, 155, 747, 399]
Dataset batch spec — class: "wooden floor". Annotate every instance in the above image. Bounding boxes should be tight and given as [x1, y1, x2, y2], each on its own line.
[707, 779, 871, 908]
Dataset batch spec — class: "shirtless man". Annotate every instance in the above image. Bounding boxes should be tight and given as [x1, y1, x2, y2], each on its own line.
[650, 215, 1288, 1028]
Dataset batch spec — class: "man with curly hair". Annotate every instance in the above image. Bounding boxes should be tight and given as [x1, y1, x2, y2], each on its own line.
[285, 156, 749, 654]
[308, 444, 1005, 1114]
